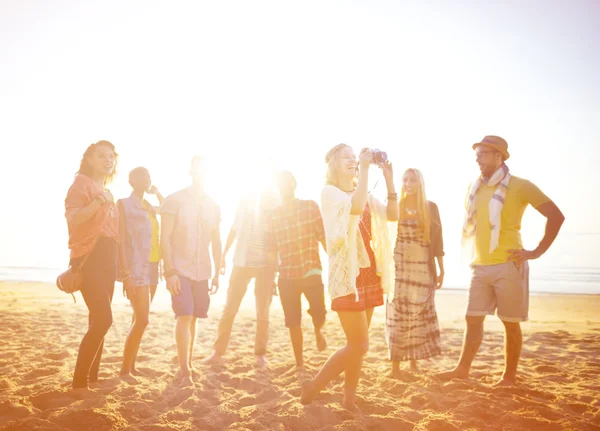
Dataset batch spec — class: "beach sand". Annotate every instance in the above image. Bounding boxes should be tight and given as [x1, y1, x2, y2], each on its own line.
[0, 282, 599, 430]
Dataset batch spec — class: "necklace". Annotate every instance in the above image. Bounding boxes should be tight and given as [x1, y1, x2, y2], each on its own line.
[405, 207, 417, 216]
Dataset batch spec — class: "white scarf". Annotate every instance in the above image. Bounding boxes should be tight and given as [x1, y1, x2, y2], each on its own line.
[463, 164, 511, 255]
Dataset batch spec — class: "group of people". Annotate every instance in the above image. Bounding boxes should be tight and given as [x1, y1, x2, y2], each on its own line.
[63, 136, 564, 410]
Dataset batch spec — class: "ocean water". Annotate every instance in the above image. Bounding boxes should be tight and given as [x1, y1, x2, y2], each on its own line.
[1, 233, 598, 295]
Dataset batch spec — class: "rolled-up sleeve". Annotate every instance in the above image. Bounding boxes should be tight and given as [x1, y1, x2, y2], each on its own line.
[65, 177, 88, 225]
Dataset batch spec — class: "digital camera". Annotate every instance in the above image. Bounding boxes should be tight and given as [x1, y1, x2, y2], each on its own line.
[371, 149, 387, 165]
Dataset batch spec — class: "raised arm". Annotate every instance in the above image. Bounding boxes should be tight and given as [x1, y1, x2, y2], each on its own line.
[351, 148, 372, 215]
[381, 160, 399, 221]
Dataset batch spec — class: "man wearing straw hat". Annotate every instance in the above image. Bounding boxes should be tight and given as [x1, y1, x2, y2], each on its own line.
[437, 135, 565, 386]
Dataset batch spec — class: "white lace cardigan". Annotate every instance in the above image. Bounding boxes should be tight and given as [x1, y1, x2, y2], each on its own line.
[321, 185, 396, 302]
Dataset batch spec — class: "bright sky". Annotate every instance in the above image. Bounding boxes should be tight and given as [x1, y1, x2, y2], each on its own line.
[1, 0, 599, 290]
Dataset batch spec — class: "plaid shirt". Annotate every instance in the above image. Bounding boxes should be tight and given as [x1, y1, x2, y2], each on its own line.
[267, 199, 325, 280]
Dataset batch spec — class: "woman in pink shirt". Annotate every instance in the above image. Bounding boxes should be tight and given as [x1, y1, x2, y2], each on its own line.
[64, 140, 125, 392]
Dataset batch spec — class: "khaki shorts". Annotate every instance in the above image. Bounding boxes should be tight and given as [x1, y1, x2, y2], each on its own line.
[466, 261, 529, 322]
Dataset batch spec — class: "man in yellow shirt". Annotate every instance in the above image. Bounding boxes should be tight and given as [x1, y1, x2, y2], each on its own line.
[438, 136, 565, 386]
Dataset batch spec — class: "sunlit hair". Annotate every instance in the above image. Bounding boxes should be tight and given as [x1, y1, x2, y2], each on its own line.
[191, 155, 205, 169]
[276, 170, 296, 187]
[400, 168, 431, 243]
[324, 143, 352, 187]
[77, 140, 118, 185]
[128, 166, 149, 187]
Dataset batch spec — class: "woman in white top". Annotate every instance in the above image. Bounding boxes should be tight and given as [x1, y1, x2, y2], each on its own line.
[301, 144, 398, 410]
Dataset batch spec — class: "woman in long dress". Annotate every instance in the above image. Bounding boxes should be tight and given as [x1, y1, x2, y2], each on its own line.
[386, 168, 444, 377]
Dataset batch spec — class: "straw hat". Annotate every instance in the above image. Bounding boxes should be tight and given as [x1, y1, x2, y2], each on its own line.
[472, 136, 510, 160]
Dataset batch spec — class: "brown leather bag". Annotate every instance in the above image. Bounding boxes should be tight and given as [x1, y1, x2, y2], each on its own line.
[56, 248, 95, 302]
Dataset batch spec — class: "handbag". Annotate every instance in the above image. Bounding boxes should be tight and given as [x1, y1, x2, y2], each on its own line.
[56, 246, 95, 302]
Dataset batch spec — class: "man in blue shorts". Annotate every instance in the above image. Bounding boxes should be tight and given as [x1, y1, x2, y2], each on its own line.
[160, 156, 222, 386]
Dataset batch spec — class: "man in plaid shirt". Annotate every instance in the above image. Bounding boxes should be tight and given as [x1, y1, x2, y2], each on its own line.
[268, 171, 328, 368]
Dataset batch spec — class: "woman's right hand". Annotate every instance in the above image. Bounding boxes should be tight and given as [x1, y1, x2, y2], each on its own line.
[102, 190, 114, 204]
[358, 148, 372, 168]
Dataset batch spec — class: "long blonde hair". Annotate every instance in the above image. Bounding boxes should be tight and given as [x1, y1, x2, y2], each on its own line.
[400, 168, 431, 243]
[324, 143, 352, 188]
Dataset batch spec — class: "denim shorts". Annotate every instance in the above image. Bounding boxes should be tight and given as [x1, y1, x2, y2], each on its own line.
[171, 276, 210, 318]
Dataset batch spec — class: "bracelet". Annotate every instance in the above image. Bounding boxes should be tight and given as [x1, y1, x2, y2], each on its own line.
[96, 194, 107, 204]
[164, 269, 178, 278]
[387, 193, 398, 200]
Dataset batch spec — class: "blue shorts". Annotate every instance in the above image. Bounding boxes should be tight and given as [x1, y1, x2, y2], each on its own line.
[171, 276, 210, 318]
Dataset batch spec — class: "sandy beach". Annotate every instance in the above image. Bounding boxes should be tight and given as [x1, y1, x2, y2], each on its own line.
[0, 281, 599, 430]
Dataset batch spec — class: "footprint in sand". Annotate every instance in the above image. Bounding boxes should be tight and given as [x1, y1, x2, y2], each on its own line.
[43, 351, 70, 361]
[55, 409, 114, 430]
[534, 364, 561, 373]
[30, 390, 79, 410]
[22, 367, 62, 381]
[0, 366, 17, 377]
[564, 402, 591, 414]
[0, 401, 34, 419]
[0, 351, 18, 360]
[118, 400, 154, 422]
[165, 387, 194, 408]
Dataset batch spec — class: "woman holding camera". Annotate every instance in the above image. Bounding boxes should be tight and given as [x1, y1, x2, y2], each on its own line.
[64, 140, 121, 392]
[386, 168, 443, 377]
[301, 144, 398, 410]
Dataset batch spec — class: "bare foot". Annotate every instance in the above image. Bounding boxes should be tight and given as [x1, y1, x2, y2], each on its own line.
[201, 351, 223, 365]
[315, 331, 327, 352]
[391, 367, 401, 379]
[70, 387, 95, 398]
[434, 368, 469, 382]
[342, 399, 361, 413]
[300, 380, 317, 405]
[179, 373, 193, 387]
[130, 368, 144, 377]
[410, 360, 418, 372]
[493, 377, 516, 387]
[256, 355, 268, 368]
[295, 362, 305, 371]
[119, 374, 140, 385]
